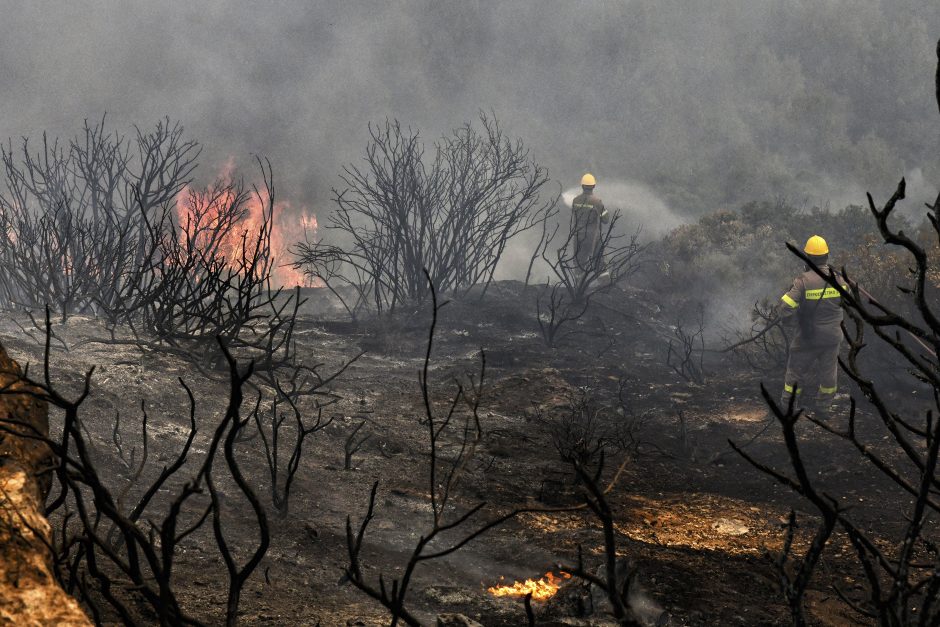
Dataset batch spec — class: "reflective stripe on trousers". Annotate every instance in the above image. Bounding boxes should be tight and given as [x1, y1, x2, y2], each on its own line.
[782, 342, 840, 405]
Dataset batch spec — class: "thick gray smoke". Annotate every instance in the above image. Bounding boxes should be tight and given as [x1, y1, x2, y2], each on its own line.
[2, 1, 940, 225]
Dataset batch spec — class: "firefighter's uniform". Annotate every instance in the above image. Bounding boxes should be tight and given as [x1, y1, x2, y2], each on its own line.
[571, 173, 609, 273]
[777, 237, 847, 411]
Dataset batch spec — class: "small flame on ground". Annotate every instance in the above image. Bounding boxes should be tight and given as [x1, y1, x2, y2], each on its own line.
[487, 571, 571, 601]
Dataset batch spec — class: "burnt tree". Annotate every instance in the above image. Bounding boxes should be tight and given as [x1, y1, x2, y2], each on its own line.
[293, 114, 555, 315]
[536, 210, 646, 347]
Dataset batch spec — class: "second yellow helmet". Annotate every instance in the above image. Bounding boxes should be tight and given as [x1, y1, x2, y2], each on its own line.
[581, 173, 596, 187]
[804, 235, 829, 256]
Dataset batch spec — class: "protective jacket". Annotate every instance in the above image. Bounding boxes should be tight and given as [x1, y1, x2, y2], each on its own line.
[777, 264, 848, 404]
[571, 192, 609, 270]
[778, 264, 847, 347]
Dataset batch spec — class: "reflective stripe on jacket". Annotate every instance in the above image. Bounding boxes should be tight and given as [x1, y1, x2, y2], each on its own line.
[778, 264, 847, 346]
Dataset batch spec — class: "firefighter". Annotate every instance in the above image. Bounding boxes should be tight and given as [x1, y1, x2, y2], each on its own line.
[777, 235, 848, 415]
[571, 173, 609, 275]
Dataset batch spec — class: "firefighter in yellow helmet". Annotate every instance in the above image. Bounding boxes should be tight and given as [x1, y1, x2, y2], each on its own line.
[571, 173, 609, 275]
[777, 235, 848, 414]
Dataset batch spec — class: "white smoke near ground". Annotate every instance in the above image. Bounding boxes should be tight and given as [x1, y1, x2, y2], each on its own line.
[773, 168, 938, 220]
[684, 167, 940, 342]
[494, 179, 687, 282]
[561, 179, 686, 239]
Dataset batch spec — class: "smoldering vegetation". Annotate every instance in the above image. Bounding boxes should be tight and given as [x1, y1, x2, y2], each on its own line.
[1, 5, 940, 626]
[0, 93, 939, 625]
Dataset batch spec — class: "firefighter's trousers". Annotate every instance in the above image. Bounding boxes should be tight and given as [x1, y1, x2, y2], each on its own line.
[781, 341, 841, 409]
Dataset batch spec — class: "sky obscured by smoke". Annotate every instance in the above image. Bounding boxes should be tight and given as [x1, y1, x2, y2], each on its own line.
[2, 1, 940, 226]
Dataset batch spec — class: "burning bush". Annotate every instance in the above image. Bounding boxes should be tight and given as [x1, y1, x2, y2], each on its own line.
[174, 163, 317, 290]
[0, 117, 322, 375]
[137, 159, 308, 374]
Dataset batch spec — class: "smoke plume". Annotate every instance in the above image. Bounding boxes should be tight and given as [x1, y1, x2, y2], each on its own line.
[1, 1, 939, 227]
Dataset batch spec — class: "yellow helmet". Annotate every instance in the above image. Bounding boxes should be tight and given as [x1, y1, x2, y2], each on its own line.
[581, 173, 596, 187]
[804, 235, 829, 256]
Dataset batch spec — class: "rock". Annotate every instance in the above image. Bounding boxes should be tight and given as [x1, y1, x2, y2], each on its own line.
[436, 613, 484, 627]
[711, 518, 749, 536]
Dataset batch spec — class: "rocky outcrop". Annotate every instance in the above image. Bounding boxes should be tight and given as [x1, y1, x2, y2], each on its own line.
[0, 342, 90, 625]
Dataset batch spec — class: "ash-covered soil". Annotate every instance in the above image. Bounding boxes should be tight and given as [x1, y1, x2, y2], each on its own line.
[0, 281, 927, 626]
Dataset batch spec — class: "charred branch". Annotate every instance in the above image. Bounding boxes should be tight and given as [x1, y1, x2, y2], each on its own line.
[0, 310, 279, 626]
[535, 209, 646, 347]
[543, 383, 651, 625]
[253, 371, 333, 517]
[665, 304, 706, 384]
[343, 419, 370, 471]
[344, 270, 552, 625]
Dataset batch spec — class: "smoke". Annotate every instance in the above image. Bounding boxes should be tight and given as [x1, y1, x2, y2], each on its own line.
[1, 1, 940, 227]
[562, 180, 685, 239]
[898, 168, 940, 218]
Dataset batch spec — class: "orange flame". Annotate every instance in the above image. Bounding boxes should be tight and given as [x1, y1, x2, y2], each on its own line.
[175, 164, 319, 289]
[487, 571, 571, 601]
